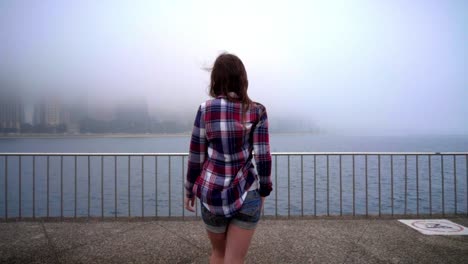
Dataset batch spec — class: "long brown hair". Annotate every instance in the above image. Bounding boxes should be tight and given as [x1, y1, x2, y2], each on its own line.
[209, 53, 252, 118]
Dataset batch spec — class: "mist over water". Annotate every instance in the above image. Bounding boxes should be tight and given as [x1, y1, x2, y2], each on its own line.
[1, 0, 467, 135]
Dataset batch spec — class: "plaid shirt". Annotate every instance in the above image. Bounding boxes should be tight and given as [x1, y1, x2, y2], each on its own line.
[185, 96, 272, 217]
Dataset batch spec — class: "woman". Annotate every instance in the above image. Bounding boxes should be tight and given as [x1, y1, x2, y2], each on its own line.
[185, 53, 272, 264]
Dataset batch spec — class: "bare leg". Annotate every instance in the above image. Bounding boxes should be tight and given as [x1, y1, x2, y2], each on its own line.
[206, 230, 227, 264]
[224, 224, 256, 264]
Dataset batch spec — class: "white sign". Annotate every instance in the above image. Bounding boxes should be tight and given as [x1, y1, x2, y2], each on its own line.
[398, 219, 468, 235]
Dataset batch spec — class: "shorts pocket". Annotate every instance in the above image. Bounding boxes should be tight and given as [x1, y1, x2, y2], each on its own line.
[201, 203, 229, 227]
[238, 191, 261, 217]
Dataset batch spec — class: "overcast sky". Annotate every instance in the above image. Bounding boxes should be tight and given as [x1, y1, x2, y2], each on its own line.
[1, 0, 467, 135]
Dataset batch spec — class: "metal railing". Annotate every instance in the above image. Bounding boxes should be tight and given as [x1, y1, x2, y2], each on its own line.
[0, 152, 467, 220]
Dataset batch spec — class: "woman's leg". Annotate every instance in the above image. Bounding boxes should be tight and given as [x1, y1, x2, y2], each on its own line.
[224, 224, 256, 264]
[206, 230, 227, 264]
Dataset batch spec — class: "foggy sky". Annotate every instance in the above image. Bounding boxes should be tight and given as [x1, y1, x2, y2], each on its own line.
[1, 0, 467, 135]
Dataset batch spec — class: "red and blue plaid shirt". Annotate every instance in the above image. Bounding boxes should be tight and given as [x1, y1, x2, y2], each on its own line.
[185, 96, 272, 217]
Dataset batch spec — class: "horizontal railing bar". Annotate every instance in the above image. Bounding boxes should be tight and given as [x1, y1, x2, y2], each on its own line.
[272, 152, 468, 155]
[2, 213, 465, 222]
[0, 152, 467, 156]
[0, 153, 190, 156]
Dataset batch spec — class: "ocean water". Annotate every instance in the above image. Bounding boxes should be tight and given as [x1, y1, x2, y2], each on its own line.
[1, 134, 468, 153]
[0, 134, 467, 218]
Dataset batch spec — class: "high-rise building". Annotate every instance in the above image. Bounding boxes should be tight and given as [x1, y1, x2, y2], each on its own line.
[45, 99, 61, 126]
[33, 103, 44, 126]
[0, 92, 24, 133]
[33, 98, 62, 126]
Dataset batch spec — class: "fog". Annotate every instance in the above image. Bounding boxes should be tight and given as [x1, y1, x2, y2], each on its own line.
[1, 0, 467, 135]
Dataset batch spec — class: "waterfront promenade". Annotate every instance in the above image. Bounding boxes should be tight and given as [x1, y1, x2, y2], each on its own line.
[1, 217, 467, 263]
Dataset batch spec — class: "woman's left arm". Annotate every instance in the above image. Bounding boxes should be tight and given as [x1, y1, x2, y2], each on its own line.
[253, 105, 272, 197]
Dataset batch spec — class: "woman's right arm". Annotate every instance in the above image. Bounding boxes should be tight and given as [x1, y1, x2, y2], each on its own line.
[185, 105, 207, 199]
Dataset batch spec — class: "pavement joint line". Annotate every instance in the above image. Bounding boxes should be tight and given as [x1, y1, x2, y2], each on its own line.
[341, 220, 371, 264]
[40, 220, 62, 264]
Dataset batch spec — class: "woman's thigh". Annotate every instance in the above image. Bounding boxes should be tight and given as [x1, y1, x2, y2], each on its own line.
[206, 230, 227, 254]
[224, 224, 256, 261]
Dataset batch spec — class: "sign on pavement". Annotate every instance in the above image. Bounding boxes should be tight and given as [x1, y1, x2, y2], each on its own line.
[398, 219, 468, 235]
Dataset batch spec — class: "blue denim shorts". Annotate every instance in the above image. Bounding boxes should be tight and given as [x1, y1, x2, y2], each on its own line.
[201, 190, 262, 234]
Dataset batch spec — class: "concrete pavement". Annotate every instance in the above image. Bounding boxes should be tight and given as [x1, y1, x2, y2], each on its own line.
[1, 217, 467, 263]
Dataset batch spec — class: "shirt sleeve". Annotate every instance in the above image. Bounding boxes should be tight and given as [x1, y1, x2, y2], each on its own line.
[253, 105, 272, 197]
[185, 105, 207, 198]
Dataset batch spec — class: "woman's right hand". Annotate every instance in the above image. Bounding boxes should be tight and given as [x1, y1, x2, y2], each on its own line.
[185, 197, 195, 212]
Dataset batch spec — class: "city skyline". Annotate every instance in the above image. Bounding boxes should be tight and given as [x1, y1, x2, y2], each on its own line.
[0, 90, 319, 134]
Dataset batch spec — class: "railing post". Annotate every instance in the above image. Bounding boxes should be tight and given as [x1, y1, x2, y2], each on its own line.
[74, 156, 77, 219]
[429, 155, 432, 215]
[33, 156, 36, 220]
[442, 155, 445, 216]
[287, 155, 290, 218]
[88, 155, 90, 218]
[327, 155, 330, 216]
[301, 155, 303, 217]
[182, 156, 185, 219]
[365, 155, 368, 216]
[352, 154, 355, 216]
[326, 155, 329, 216]
[378, 154, 381, 216]
[416, 155, 419, 216]
[61, 156, 63, 220]
[47, 156, 49, 219]
[114, 156, 117, 218]
[275, 155, 278, 218]
[339, 155, 342, 216]
[155, 156, 158, 217]
[128, 156, 131, 217]
[404, 155, 407, 215]
[4, 156, 7, 221]
[391, 155, 393, 216]
[101, 156, 104, 219]
[19, 156, 22, 220]
[314, 155, 316, 217]
[453, 155, 457, 214]
[171, 156, 172, 217]
[142, 156, 144, 218]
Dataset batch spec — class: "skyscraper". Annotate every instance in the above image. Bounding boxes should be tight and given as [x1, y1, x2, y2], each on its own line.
[33, 98, 62, 127]
[0, 92, 24, 133]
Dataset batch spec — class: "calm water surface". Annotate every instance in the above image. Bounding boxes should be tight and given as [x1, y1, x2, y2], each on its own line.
[1, 134, 468, 153]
